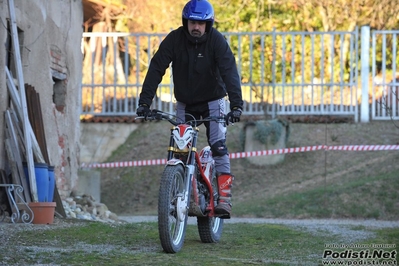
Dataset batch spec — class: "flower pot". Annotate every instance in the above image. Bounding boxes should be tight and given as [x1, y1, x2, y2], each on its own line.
[29, 202, 56, 224]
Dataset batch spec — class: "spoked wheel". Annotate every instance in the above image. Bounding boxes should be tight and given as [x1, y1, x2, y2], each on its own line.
[158, 165, 188, 253]
[197, 165, 224, 243]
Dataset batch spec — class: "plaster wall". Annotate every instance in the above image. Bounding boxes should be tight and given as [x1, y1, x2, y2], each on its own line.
[80, 123, 138, 164]
[0, 0, 83, 199]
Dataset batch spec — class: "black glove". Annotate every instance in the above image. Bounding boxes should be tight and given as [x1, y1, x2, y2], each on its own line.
[136, 104, 150, 119]
[226, 107, 242, 125]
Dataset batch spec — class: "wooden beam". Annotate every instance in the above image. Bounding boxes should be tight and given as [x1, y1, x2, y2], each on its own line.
[25, 85, 50, 164]
[8, 0, 37, 202]
[4, 139, 22, 204]
[5, 66, 45, 163]
[5, 110, 31, 202]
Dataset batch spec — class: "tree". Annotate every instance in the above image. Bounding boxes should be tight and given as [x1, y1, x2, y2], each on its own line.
[124, 0, 187, 33]
[291, 0, 399, 32]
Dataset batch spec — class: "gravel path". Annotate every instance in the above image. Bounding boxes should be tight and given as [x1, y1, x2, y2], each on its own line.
[119, 216, 399, 244]
[119, 216, 399, 228]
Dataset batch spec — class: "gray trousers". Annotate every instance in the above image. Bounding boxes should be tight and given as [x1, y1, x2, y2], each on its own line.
[176, 98, 230, 174]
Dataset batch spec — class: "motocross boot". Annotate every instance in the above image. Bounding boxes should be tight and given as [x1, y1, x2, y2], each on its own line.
[214, 173, 234, 219]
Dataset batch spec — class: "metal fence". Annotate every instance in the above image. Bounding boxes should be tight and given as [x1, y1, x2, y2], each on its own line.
[81, 26, 399, 122]
[370, 29, 399, 120]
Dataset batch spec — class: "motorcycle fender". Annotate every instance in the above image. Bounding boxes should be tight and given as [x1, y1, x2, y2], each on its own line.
[166, 158, 185, 166]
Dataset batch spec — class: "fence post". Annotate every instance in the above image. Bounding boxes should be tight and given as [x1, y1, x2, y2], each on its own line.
[360, 26, 370, 123]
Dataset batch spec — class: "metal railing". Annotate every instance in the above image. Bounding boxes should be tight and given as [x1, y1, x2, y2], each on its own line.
[81, 26, 399, 122]
[371, 30, 399, 120]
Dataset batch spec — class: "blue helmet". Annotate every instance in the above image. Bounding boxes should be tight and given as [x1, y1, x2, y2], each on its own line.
[182, 0, 214, 32]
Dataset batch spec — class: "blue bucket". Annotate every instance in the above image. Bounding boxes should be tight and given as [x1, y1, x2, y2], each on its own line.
[23, 162, 49, 202]
[48, 166, 55, 202]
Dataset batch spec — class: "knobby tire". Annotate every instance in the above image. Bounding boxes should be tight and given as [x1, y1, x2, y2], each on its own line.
[197, 165, 223, 243]
[158, 165, 188, 253]
[197, 216, 223, 243]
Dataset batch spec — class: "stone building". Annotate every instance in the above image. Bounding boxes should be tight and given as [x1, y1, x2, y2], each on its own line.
[0, 0, 83, 199]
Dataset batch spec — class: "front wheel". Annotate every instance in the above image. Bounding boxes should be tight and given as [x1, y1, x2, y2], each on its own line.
[158, 165, 188, 253]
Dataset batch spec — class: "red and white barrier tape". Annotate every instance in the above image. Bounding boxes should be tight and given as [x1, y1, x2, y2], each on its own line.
[81, 144, 399, 168]
[229, 145, 325, 159]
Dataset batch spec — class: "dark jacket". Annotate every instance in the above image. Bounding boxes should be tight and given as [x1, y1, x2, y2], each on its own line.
[139, 26, 243, 110]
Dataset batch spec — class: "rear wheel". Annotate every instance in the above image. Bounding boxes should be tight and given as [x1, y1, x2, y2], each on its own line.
[158, 165, 188, 253]
[197, 165, 223, 243]
[197, 216, 224, 243]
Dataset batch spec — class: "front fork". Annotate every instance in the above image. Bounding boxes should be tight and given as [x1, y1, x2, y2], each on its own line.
[176, 164, 195, 222]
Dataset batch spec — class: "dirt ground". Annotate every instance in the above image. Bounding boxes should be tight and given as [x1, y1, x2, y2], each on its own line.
[99, 119, 399, 217]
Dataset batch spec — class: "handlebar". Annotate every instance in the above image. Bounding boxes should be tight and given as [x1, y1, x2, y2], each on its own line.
[135, 109, 227, 126]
